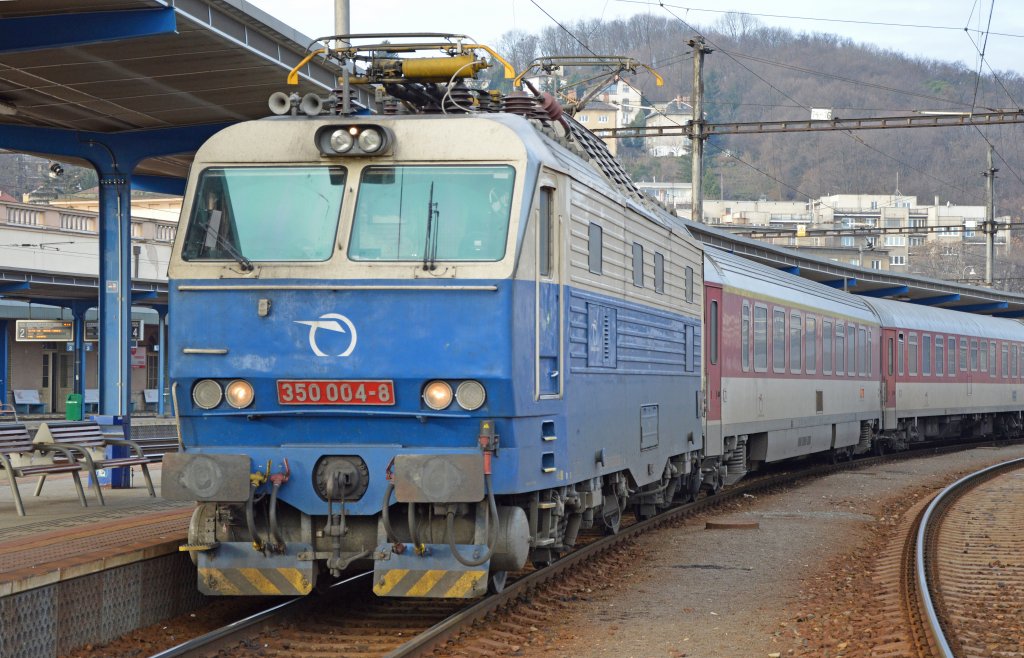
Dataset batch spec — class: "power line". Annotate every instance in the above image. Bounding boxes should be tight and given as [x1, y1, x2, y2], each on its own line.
[615, 0, 1024, 39]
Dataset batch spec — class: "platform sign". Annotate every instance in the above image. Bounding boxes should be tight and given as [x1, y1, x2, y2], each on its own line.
[15, 320, 73, 342]
[85, 320, 143, 341]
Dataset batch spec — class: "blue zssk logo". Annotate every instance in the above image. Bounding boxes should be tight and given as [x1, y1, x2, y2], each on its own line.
[295, 313, 358, 357]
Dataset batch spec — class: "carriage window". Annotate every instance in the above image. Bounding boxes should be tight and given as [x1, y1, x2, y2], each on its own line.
[858, 327, 867, 376]
[632, 243, 644, 288]
[935, 336, 944, 376]
[951, 337, 959, 375]
[836, 324, 846, 376]
[1002, 343, 1009, 378]
[588, 223, 603, 274]
[908, 333, 918, 376]
[887, 337, 894, 376]
[773, 308, 786, 372]
[754, 305, 768, 371]
[741, 301, 750, 371]
[805, 315, 817, 374]
[183, 166, 345, 263]
[970, 339, 979, 371]
[960, 338, 968, 371]
[654, 252, 665, 294]
[1013, 345, 1018, 378]
[539, 187, 553, 277]
[790, 311, 802, 372]
[349, 165, 514, 262]
[922, 335, 932, 375]
[980, 340, 988, 372]
[897, 332, 904, 376]
[867, 328, 873, 376]
[822, 320, 833, 375]
[847, 324, 856, 376]
[990, 342, 997, 377]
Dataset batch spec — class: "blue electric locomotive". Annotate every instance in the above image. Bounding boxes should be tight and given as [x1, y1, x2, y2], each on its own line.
[162, 37, 706, 598]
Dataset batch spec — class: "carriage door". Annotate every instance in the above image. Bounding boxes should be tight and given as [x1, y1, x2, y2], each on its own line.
[703, 284, 723, 456]
[536, 183, 562, 398]
[882, 329, 897, 429]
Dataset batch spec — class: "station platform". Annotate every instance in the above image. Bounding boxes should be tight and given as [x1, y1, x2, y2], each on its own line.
[0, 465, 191, 597]
[0, 458, 206, 658]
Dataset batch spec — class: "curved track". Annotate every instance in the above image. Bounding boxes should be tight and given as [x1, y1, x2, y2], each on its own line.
[914, 457, 1024, 657]
[150, 441, 1020, 658]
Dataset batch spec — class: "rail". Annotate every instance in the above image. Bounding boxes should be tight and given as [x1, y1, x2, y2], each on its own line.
[145, 437, 1021, 658]
[914, 456, 1024, 657]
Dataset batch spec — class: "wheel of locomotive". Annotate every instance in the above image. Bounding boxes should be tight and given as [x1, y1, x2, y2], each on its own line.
[488, 570, 508, 594]
[707, 468, 723, 496]
[685, 467, 702, 503]
[872, 439, 886, 456]
[601, 495, 625, 534]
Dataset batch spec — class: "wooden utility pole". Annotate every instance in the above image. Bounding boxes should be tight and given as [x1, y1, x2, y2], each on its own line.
[689, 37, 710, 223]
[983, 144, 998, 286]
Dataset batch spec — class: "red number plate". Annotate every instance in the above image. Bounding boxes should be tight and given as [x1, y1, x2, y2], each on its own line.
[277, 380, 395, 406]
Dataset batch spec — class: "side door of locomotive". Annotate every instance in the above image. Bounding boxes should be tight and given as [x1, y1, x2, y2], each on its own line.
[535, 175, 563, 399]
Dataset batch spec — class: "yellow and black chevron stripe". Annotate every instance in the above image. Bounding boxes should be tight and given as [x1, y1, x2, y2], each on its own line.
[198, 567, 313, 595]
[373, 568, 487, 598]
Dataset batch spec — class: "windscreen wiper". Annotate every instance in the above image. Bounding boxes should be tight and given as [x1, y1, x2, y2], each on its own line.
[204, 210, 254, 272]
[422, 183, 440, 271]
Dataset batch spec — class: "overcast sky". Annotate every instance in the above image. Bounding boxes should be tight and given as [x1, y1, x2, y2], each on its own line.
[247, 0, 1024, 75]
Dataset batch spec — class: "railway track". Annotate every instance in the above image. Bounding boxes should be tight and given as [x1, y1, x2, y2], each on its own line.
[912, 457, 1024, 657]
[150, 440, 1020, 658]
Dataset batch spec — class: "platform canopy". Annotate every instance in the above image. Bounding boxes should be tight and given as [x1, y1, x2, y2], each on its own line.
[0, 0, 347, 181]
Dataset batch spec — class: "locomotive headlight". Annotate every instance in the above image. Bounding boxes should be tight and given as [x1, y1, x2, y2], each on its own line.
[357, 127, 384, 153]
[192, 379, 223, 410]
[329, 128, 355, 153]
[225, 380, 255, 409]
[422, 380, 453, 410]
[455, 380, 486, 411]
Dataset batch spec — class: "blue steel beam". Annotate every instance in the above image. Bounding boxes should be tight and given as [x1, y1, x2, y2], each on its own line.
[820, 278, 857, 289]
[133, 175, 186, 196]
[951, 301, 1009, 313]
[0, 8, 177, 54]
[0, 282, 30, 294]
[0, 320, 7, 408]
[855, 285, 910, 298]
[132, 291, 158, 302]
[993, 310, 1024, 318]
[0, 123, 232, 170]
[911, 294, 961, 306]
[778, 266, 800, 275]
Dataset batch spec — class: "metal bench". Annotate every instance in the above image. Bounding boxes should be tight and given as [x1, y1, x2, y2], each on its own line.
[0, 423, 88, 516]
[131, 435, 181, 462]
[33, 420, 155, 505]
[12, 389, 46, 414]
[0, 403, 17, 422]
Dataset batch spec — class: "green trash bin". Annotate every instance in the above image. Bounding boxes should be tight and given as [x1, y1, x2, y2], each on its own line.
[65, 393, 84, 421]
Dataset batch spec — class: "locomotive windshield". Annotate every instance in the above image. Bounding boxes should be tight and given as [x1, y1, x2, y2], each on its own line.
[181, 166, 346, 263]
[348, 165, 514, 262]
